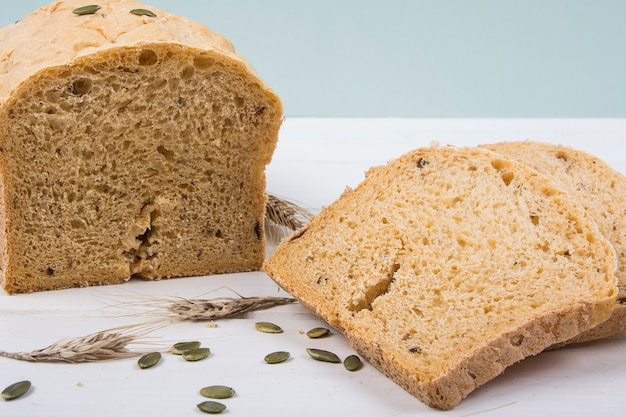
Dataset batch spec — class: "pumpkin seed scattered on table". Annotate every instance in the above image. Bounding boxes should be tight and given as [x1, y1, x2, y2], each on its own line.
[197, 400, 226, 414]
[183, 347, 211, 361]
[264, 351, 290, 364]
[255, 321, 283, 333]
[2, 380, 31, 401]
[137, 352, 161, 369]
[200, 385, 236, 399]
[171, 341, 201, 355]
[343, 354, 362, 371]
[306, 348, 341, 363]
[72, 5, 101, 15]
[130, 8, 157, 17]
[306, 327, 331, 339]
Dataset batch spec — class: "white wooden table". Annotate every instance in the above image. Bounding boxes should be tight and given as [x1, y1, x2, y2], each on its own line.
[2, 118, 625, 416]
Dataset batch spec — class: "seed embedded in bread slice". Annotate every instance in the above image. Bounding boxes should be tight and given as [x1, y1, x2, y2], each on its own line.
[264, 146, 617, 410]
[0, 0, 282, 294]
[482, 141, 626, 345]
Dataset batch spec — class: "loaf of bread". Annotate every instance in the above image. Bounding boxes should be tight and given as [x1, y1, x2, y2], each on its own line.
[263, 146, 617, 410]
[0, 0, 282, 294]
[482, 141, 626, 345]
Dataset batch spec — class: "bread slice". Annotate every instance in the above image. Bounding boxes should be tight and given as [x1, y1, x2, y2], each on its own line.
[482, 141, 626, 344]
[263, 146, 617, 410]
[0, 0, 282, 294]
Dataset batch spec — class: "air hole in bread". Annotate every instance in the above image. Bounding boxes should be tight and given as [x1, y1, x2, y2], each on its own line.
[587, 232, 596, 244]
[556, 150, 568, 162]
[501, 171, 514, 186]
[156, 145, 175, 161]
[193, 54, 214, 70]
[411, 306, 424, 317]
[71, 219, 86, 229]
[530, 215, 540, 225]
[348, 262, 400, 312]
[490, 159, 511, 171]
[44, 88, 62, 103]
[126, 225, 159, 277]
[138, 49, 158, 66]
[558, 250, 572, 258]
[181, 65, 195, 79]
[71, 77, 92, 95]
[510, 334, 524, 346]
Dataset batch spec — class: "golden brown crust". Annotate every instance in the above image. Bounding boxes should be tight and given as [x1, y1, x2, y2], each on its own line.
[264, 145, 617, 409]
[0, 0, 273, 103]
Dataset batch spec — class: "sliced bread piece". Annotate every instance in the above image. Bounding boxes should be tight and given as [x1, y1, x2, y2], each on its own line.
[264, 146, 617, 409]
[482, 141, 626, 344]
[0, 0, 282, 294]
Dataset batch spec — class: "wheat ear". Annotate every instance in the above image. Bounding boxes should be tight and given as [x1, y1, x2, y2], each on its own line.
[0, 321, 167, 363]
[118, 295, 297, 321]
[165, 296, 297, 321]
[265, 194, 313, 244]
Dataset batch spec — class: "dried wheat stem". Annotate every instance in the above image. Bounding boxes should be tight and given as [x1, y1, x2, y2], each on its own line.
[0, 321, 168, 363]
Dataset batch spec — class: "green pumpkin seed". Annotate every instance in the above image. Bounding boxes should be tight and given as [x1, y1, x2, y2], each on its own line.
[2, 380, 31, 401]
[137, 352, 161, 369]
[72, 5, 101, 15]
[183, 347, 211, 361]
[199, 385, 235, 399]
[264, 351, 290, 364]
[130, 8, 157, 17]
[343, 354, 362, 371]
[255, 321, 283, 333]
[197, 400, 226, 414]
[306, 327, 331, 339]
[171, 341, 201, 355]
[306, 348, 341, 363]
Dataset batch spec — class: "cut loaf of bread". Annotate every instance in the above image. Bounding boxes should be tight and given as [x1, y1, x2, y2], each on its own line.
[482, 141, 626, 345]
[0, 0, 282, 294]
[263, 146, 617, 410]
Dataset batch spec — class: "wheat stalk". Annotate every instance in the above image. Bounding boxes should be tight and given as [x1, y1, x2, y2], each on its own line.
[0, 321, 167, 363]
[265, 194, 313, 244]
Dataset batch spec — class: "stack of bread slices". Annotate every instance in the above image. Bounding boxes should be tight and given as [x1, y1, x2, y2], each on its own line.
[264, 141, 624, 410]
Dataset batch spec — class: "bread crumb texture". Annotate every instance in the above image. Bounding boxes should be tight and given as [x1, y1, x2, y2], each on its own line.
[482, 141, 626, 344]
[264, 146, 617, 410]
[0, 0, 282, 293]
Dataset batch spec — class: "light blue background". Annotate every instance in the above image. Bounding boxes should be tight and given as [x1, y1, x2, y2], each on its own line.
[1, 1, 625, 117]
